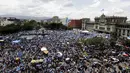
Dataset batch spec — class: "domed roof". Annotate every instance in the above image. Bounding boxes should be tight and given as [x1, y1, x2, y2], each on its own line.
[101, 13, 105, 18]
[52, 16, 59, 19]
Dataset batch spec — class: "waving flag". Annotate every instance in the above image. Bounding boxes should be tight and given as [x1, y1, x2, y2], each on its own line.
[101, 9, 104, 11]
[66, 17, 71, 26]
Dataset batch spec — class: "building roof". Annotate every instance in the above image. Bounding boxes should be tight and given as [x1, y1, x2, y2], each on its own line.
[95, 14, 127, 19]
[117, 23, 130, 25]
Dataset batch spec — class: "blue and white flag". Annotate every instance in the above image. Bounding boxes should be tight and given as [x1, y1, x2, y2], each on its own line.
[66, 18, 71, 26]
[17, 51, 23, 58]
[101, 9, 104, 11]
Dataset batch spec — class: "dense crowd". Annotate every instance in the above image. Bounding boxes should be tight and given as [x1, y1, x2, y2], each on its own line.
[0, 30, 130, 73]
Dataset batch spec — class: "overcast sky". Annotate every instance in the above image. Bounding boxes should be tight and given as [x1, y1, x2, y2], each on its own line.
[0, 0, 130, 20]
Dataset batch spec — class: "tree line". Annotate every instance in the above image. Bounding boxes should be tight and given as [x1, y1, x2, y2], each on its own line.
[0, 20, 72, 34]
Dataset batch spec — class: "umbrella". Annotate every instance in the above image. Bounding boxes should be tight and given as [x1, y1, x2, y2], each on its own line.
[65, 58, 70, 61]
[16, 66, 20, 71]
[12, 40, 21, 43]
[0, 40, 4, 42]
[41, 47, 47, 51]
[31, 60, 36, 63]
[43, 50, 48, 54]
[38, 59, 43, 62]
[57, 52, 63, 57]
[17, 51, 23, 58]
[41, 47, 49, 54]
[123, 53, 129, 57]
[16, 57, 20, 60]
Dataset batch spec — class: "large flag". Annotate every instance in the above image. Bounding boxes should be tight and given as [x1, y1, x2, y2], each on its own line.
[17, 51, 23, 58]
[66, 17, 71, 26]
[101, 9, 104, 12]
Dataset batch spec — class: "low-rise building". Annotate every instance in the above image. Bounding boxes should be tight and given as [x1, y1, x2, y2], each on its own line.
[82, 18, 90, 30]
[60, 18, 70, 26]
[116, 23, 130, 37]
[82, 18, 95, 31]
[68, 19, 82, 29]
[42, 16, 61, 24]
[93, 14, 130, 37]
[0, 17, 20, 26]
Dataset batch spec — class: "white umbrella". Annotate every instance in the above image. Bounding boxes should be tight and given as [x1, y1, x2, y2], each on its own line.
[41, 47, 48, 54]
[41, 47, 47, 51]
[57, 52, 63, 57]
[81, 30, 89, 33]
[65, 58, 70, 61]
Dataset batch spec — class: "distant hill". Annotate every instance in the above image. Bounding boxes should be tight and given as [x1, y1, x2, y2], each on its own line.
[0, 14, 51, 22]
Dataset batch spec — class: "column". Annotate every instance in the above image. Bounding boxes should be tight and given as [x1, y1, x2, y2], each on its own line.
[128, 30, 130, 36]
[121, 29, 123, 36]
[82, 22, 84, 30]
[125, 29, 128, 37]
[117, 29, 119, 36]
[84, 23, 86, 30]
[105, 26, 107, 31]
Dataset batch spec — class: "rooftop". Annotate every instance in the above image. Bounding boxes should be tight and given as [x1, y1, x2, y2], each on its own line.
[95, 14, 127, 19]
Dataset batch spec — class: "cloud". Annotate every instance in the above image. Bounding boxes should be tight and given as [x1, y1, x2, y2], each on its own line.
[63, 3, 73, 7]
[108, 0, 120, 2]
[112, 7, 124, 14]
[0, 0, 129, 20]
[89, 0, 100, 7]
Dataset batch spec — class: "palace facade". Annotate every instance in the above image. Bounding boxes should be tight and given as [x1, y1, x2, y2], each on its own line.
[93, 14, 130, 37]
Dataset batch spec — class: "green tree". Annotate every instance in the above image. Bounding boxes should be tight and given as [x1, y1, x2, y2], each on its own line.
[81, 37, 106, 46]
[123, 39, 130, 47]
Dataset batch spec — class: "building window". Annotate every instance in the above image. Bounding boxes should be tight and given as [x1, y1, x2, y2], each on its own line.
[128, 30, 130, 36]
[119, 29, 121, 36]
[123, 29, 125, 35]
[107, 27, 111, 31]
[99, 27, 105, 30]
[96, 26, 98, 29]
[112, 19, 114, 23]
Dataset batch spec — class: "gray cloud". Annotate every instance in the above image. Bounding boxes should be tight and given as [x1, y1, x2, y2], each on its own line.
[63, 3, 73, 7]
[0, 0, 129, 20]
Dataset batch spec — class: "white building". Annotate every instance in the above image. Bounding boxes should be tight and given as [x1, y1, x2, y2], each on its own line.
[60, 17, 70, 26]
[0, 17, 19, 26]
[42, 16, 61, 24]
[82, 18, 95, 32]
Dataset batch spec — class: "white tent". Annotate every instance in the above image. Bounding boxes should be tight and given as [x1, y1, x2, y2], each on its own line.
[81, 30, 89, 33]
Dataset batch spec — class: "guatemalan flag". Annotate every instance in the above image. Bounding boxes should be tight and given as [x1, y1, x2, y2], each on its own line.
[101, 9, 105, 14]
[101, 9, 104, 11]
[66, 17, 71, 26]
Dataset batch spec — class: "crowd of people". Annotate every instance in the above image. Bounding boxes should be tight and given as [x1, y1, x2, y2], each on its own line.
[0, 30, 130, 73]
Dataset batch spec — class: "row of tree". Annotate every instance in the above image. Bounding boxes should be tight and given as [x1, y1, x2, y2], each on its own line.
[79, 37, 107, 46]
[0, 20, 37, 34]
[0, 20, 72, 34]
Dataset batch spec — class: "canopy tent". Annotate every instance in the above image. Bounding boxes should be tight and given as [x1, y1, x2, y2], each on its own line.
[0, 40, 4, 42]
[81, 30, 90, 33]
[12, 40, 21, 43]
[41, 47, 48, 54]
